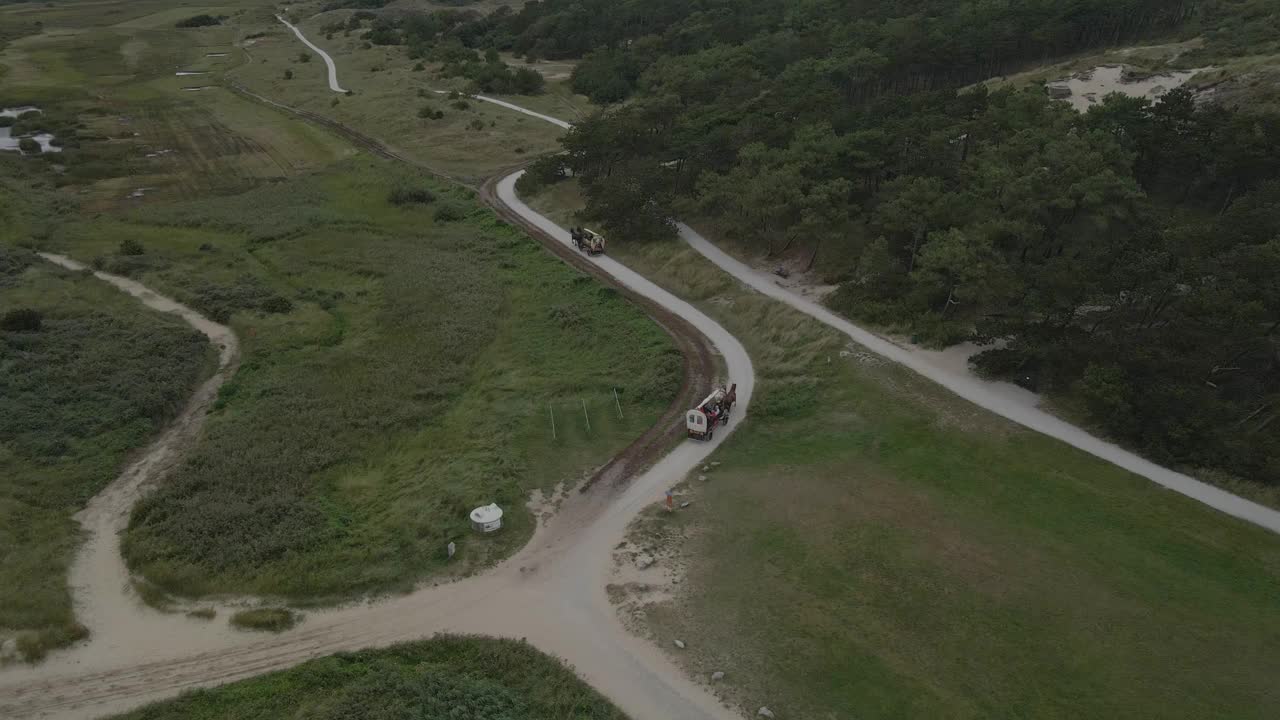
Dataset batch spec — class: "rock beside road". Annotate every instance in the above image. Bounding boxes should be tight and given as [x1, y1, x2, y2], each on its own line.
[758, 707, 775, 718]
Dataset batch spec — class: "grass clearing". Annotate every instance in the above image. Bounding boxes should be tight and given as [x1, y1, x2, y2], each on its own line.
[526, 182, 1280, 720]
[0, 246, 213, 662]
[109, 635, 627, 719]
[229, 607, 299, 633]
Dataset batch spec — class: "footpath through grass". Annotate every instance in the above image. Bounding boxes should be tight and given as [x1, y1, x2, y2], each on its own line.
[37, 158, 679, 602]
[527, 183, 1280, 720]
[0, 246, 212, 661]
[111, 636, 627, 720]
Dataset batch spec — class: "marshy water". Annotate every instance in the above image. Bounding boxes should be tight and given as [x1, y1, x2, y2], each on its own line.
[1048, 65, 1209, 112]
[0, 106, 61, 154]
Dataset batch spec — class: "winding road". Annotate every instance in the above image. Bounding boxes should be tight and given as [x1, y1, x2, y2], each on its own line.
[275, 15, 346, 93]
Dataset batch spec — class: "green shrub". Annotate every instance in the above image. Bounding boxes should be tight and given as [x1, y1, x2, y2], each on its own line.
[0, 116, 13, 128]
[1, 307, 42, 332]
[17, 137, 39, 154]
[433, 202, 467, 222]
[174, 14, 221, 28]
[230, 607, 299, 632]
[298, 52, 311, 63]
[284, 69, 293, 80]
[118, 238, 144, 256]
[388, 185, 435, 205]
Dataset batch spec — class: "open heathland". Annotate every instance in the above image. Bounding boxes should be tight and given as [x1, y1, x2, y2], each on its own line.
[110, 636, 628, 720]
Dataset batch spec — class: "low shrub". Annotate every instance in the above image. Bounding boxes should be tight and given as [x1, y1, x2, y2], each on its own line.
[175, 14, 221, 28]
[18, 137, 39, 154]
[388, 185, 435, 206]
[118, 238, 144, 256]
[433, 202, 467, 222]
[1, 308, 42, 332]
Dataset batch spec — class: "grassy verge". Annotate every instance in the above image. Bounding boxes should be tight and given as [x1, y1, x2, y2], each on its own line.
[29, 157, 677, 602]
[525, 183, 1280, 719]
[111, 636, 627, 720]
[229, 607, 299, 632]
[0, 246, 213, 662]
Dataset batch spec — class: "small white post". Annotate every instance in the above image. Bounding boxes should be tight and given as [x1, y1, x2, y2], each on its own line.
[549, 404, 556, 440]
[582, 399, 591, 432]
[613, 388, 624, 419]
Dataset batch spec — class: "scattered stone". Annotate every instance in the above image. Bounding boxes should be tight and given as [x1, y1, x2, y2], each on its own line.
[702, 465, 710, 472]
[673, 639, 686, 649]
[680, 501, 691, 508]
[710, 461, 721, 468]
[698, 474, 708, 482]
[635, 554, 655, 570]
[711, 671, 725, 682]
[757, 707, 774, 718]
[0, 638, 17, 661]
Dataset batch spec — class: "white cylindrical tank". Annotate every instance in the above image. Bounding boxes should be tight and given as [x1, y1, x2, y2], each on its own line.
[470, 503, 503, 533]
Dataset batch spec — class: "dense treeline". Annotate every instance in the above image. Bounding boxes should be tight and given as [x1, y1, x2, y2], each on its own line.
[506, 0, 1280, 490]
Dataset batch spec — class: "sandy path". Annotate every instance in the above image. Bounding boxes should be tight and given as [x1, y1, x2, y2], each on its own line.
[275, 15, 346, 93]
[449, 94, 1280, 535]
[1, 210, 752, 719]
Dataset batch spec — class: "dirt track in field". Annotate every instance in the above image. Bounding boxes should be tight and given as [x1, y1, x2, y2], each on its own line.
[2, 109, 750, 719]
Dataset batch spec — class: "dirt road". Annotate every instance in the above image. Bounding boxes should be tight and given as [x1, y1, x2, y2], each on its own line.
[2, 210, 753, 720]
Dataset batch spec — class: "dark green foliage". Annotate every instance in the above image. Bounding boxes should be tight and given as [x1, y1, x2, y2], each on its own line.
[1, 307, 42, 332]
[297, 52, 311, 63]
[17, 137, 39, 154]
[388, 184, 435, 205]
[321, 0, 390, 10]
[433, 201, 467, 222]
[113, 637, 626, 720]
[283, 68, 293, 80]
[0, 115, 13, 127]
[118, 237, 143, 256]
[174, 14, 221, 29]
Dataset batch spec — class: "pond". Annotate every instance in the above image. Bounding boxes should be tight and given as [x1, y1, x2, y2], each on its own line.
[0, 106, 61, 154]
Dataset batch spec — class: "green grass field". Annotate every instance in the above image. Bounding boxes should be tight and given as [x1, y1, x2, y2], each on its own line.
[526, 181, 1280, 720]
[111, 636, 627, 720]
[0, 245, 213, 661]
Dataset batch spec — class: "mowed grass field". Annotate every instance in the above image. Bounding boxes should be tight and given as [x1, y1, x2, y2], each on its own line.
[527, 182, 1280, 719]
[37, 157, 679, 601]
[228, 0, 587, 181]
[111, 636, 627, 720]
[0, 244, 212, 661]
